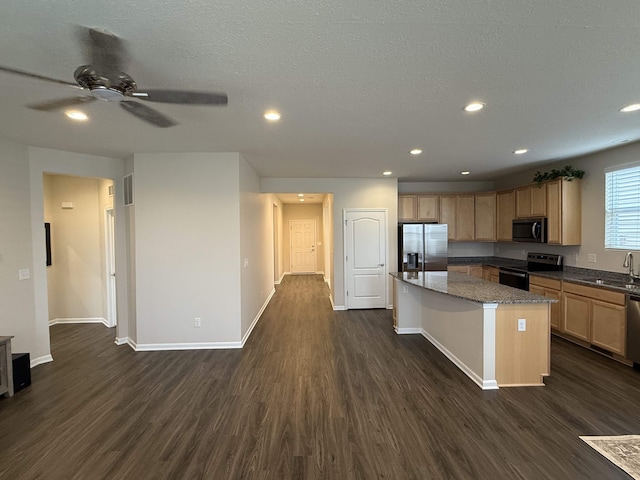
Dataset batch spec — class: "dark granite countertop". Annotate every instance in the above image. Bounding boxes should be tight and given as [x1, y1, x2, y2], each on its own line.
[390, 271, 554, 304]
[448, 256, 637, 294]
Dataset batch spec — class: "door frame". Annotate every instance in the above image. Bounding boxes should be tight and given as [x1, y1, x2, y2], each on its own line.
[105, 207, 117, 327]
[342, 208, 388, 310]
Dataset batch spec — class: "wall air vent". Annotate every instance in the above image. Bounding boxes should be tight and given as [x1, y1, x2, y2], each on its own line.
[123, 174, 134, 206]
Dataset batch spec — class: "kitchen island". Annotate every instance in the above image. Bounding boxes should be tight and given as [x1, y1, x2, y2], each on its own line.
[391, 271, 555, 390]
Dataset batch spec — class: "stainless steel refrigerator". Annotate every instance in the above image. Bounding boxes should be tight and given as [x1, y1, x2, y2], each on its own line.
[398, 224, 448, 272]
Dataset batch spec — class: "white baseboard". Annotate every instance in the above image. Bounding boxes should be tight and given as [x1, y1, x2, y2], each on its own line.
[114, 337, 129, 346]
[31, 354, 53, 368]
[332, 304, 347, 311]
[395, 327, 422, 334]
[241, 287, 276, 346]
[130, 340, 243, 351]
[421, 329, 498, 390]
[50, 317, 110, 327]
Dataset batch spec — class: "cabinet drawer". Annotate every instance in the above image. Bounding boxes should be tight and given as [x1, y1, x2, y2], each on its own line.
[563, 281, 626, 306]
[529, 275, 561, 290]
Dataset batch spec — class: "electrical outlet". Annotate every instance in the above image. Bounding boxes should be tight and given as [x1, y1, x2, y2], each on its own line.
[18, 268, 30, 280]
[517, 318, 526, 332]
[243, 258, 249, 268]
[587, 254, 596, 263]
[402, 286, 408, 293]
[194, 317, 201, 328]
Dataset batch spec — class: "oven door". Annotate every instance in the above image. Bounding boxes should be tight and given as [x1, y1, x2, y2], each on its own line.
[499, 268, 529, 290]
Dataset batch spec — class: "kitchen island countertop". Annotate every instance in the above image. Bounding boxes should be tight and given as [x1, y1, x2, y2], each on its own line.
[390, 271, 555, 305]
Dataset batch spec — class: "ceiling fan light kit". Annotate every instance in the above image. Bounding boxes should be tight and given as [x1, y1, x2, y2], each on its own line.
[0, 26, 228, 127]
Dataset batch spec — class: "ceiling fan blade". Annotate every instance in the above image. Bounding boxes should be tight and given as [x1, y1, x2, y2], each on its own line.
[79, 26, 130, 72]
[0, 65, 80, 88]
[133, 89, 228, 105]
[28, 96, 96, 111]
[120, 101, 177, 128]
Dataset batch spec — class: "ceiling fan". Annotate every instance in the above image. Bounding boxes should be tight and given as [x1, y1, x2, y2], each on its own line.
[0, 26, 228, 127]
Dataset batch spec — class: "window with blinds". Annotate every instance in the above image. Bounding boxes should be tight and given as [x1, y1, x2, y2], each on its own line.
[605, 163, 640, 249]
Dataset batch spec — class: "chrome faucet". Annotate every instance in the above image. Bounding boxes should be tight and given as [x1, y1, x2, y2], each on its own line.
[623, 252, 640, 281]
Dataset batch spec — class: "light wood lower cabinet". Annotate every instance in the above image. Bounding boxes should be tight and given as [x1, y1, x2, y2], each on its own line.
[529, 276, 562, 332]
[448, 265, 483, 278]
[561, 281, 626, 356]
[591, 300, 626, 356]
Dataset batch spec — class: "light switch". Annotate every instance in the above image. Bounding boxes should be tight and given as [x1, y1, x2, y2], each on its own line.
[19, 268, 30, 280]
[518, 318, 526, 332]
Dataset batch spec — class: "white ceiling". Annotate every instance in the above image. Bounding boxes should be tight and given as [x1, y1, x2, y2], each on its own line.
[2, 1, 640, 182]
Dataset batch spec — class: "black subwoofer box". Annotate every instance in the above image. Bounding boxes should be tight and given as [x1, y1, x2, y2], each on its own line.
[12, 353, 31, 393]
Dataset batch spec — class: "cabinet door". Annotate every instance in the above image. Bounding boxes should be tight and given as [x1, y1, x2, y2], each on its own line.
[475, 192, 496, 241]
[490, 267, 499, 283]
[482, 265, 491, 282]
[516, 186, 531, 218]
[398, 195, 417, 222]
[547, 289, 562, 331]
[468, 265, 483, 278]
[447, 265, 469, 274]
[530, 184, 547, 216]
[563, 292, 590, 341]
[591, 300, 626, 355]
[417, 195, 439, 222]
[496, 189, 515, 242]
[439, 195, 456, 240]
[546, 180, 561, 244]
[456, 195, 475, 241]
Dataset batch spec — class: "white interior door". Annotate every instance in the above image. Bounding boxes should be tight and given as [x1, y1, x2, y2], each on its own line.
[344, 209, 387, 309]
[105, 208, 117, 327]
[290, 219, 317, 273]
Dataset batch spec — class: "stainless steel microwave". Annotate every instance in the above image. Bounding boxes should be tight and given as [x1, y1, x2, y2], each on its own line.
[512, 217, 547, 243]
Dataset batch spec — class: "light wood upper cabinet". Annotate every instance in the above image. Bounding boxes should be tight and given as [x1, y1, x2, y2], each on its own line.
[516, 184, 546, 218]
[546, 178, 582, 245]
[439, 195, 457, 240]
[456, 194, 475, 241]
[496, 189, 515, 242]
[417, 195, 439, 222]
[475, 192, 496, 241]
[398, 195, 417, 222]
[439, 194, 474, 241]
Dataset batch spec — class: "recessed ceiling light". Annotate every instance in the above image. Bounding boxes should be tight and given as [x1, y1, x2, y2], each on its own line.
[263, 110, 281, 121]
[514, 149, 528, 155]
[463, 102, 485, 112]
[410, 148, 422, 155]
[65, 110, 88, 121]
[298, 193, 304, 197]
[460, 171, 470, 175]
[299, 198, 305, 202]
[620, 104, 640, 113]
[383, 171, 392, 176]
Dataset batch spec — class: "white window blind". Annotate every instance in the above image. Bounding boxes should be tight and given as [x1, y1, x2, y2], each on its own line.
[605, 163, 640, 249]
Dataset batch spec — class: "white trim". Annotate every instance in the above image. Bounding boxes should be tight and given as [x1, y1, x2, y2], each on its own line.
[49, 317, 110, 327]
[131, 341, 243, 351]
[241, 287, 276, 346]
[31, 354, 53, 368]
[421, 329, 499, 391]
[332, 304, 347, 311]
[114, 337, 129, 346]
[395, 327, 422, 334]
[274, 272, 287, 285]
[482, 303, 498, 386]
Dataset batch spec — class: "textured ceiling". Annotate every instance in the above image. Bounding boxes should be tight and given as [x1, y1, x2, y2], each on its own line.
[1, 0, 640, 181]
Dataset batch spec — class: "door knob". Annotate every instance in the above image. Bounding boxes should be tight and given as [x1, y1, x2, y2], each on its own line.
[379, 263, 385, 267]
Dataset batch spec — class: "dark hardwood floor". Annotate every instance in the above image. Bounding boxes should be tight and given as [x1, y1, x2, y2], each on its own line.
[2, 274, 640, 479]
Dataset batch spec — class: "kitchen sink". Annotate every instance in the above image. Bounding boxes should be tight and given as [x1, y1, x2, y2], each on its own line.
[595, 279, 638, 290]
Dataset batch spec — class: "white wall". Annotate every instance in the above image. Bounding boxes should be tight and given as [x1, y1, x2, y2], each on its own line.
[133, 152, 242, 346]
[492, 142, 640, 274]
[0, 138, 36, 356]
[28, 146, 126, 365]
[239, 155, 276, 341]
[261, 177, 397, 309]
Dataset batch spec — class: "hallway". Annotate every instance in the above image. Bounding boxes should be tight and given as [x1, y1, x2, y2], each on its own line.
[1, 274, 640, 479]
